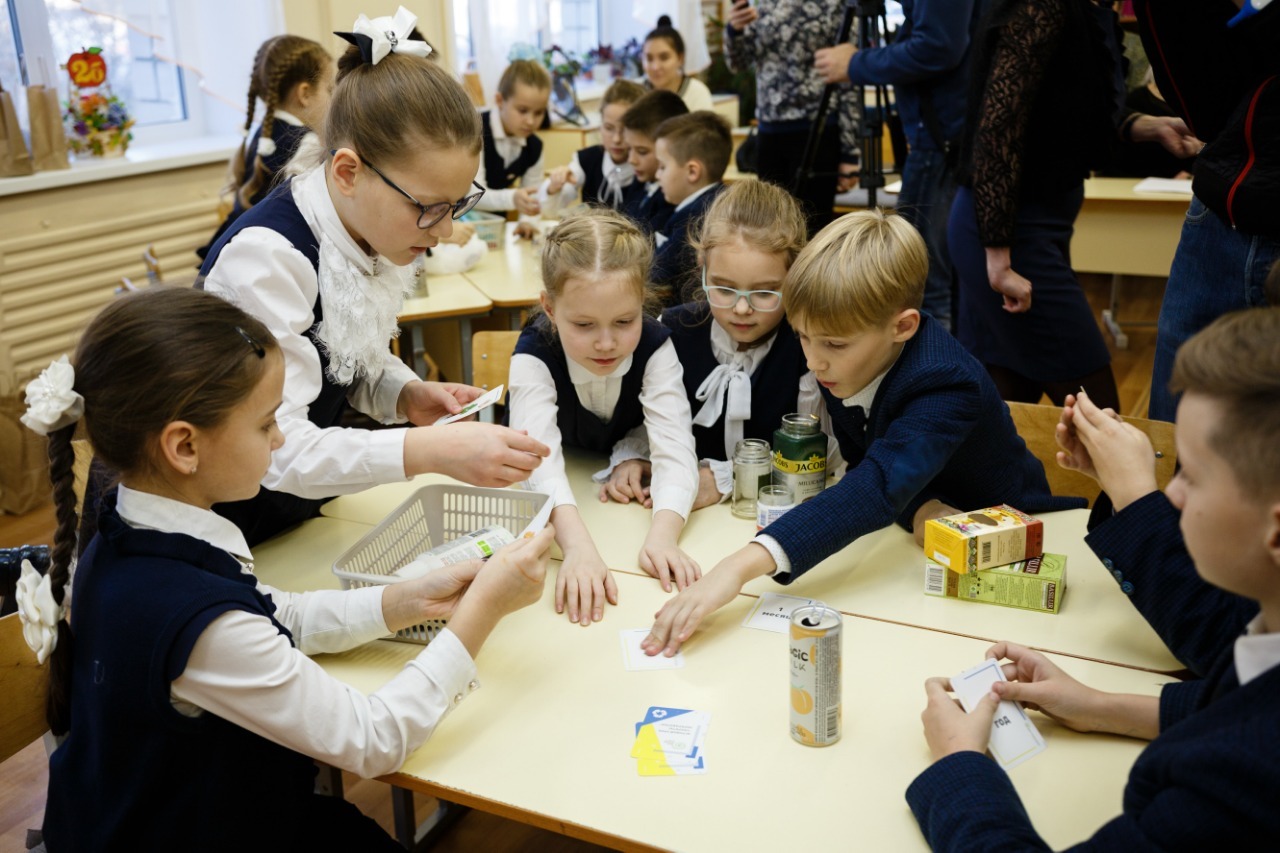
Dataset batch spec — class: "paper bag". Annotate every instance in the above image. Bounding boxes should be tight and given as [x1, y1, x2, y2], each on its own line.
[0, 82, 34, 177]
[27, 84, 70, 171]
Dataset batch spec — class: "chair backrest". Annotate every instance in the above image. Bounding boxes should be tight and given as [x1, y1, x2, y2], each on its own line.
[471, 331, 520, 408]
[143, 243, 162, 284]
[1006, 401, 1178, 507]
[0, 613, 48, 764]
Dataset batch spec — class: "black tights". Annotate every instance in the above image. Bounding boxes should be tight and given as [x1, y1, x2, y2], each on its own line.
[985, 363, 1121, 411]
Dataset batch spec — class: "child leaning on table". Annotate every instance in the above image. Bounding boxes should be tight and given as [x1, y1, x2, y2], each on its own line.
[17, 288, 554, 852]
[620, 89, 689, 234]
[540, 78, 647, 214]
[643, 210, 1081, 656]
[909, 306, 1280, 849]
[507, 209, 701, 626]
[474, 58, 552, 239]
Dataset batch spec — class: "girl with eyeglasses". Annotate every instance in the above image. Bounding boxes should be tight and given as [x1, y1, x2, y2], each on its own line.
[507, 209, 702, 626]
[610, 180, 841, 512]
[197, 10, 548, 546]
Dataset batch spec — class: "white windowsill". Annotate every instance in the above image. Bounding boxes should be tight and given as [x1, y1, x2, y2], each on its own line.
[0, 135, 240, 198]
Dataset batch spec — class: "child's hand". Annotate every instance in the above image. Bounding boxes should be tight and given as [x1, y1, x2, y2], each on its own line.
[983, 641, 1104, 734]
[513, 221, 538, 240]
[546, 166, 576, 196]
[513, 187, 541, 216]
[399, 380, 482, 425]
[468, 526, 554, 615]
[641, 567, 742, 656]
[1059, 391, 1158, 511]
[408, 422, 549, 486]
[440, 221, 476, 246]
[639, 539, 701, 592]
[912, 499, 959, 547]
[692, 465, 724, 510]
[921, 678, 999, 763]
[599, 459, 651, 506]
[556, 547, 618, 625]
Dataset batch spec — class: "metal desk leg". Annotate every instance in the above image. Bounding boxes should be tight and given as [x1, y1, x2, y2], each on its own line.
[1102, 273, 1130, 350]
[391, 787, 469, 851]
[459, 317, 474, 385]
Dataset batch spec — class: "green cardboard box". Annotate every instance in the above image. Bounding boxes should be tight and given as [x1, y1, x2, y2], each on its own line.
[924, 553, 1066, 614]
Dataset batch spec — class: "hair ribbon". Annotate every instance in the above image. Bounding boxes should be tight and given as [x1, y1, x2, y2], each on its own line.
[334, 6, 432, 66]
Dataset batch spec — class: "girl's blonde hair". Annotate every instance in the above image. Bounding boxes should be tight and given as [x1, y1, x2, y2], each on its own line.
[783, 209, 927, 335]
[230, 35, 331, 208]
[691, 179, 808, 269]
[541, 207, 653, 305]
[320, 47, 481, 168]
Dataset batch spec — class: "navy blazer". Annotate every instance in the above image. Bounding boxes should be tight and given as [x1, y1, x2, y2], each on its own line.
[1085, 491, 1258, 676]
[905, 544, 1280, 850]
[650, 183, 726, 308]
[763, 313, 1082, 580]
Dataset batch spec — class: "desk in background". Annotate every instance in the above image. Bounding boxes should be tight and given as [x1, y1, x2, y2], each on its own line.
[398, 273, 492, 384]
[462, 223, 542, 329]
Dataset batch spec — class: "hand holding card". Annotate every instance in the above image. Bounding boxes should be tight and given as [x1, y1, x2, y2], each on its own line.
[435, 384, 505, 425]
[949, 659, 1046, 769]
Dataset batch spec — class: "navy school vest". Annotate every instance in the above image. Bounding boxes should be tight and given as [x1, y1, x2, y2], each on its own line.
[577, 145, 642, 210]
[481, 110, 544, 190]
[43, 497, 315, 852]
[513, 315, 670, 454]
[661, 302, 809, 461]
[197, 182, 350, 546]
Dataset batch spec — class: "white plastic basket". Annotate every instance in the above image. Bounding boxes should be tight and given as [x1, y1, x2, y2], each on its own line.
[332, 484, 550, 644]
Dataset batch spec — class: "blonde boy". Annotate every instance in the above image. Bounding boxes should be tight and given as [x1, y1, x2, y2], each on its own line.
[644, 210, 1079, 655]
[475, 59, 551, 237]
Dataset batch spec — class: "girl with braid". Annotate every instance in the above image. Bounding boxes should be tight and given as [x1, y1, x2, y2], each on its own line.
[199, 8, 548, 546]
[197, 35, 334, 259]
[18, 287, 555, 851]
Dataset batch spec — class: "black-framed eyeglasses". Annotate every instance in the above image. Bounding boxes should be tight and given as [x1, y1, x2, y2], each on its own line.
[330, 149, 485, 229]
[701, 267, 783, 312]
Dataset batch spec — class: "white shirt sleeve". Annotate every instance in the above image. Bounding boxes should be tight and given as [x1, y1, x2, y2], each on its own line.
[345, 353, 418, 424]
[474, 154, 519, 212]
[538, 150, 586, 213]
[516, 148, 545, 228]
[507, 353, 577, 509]
[641, 340, 699, 519]
[172, 613, 477, 779]
[255, 582, 388, 655]
[201, 228, 409, 499]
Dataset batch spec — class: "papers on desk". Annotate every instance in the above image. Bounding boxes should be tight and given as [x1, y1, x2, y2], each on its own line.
[435, 384, 504, 424]
[742, 592, 815, 633]
[950, 659, 1046, 770]
[632, 706, 708, 776]
[620, 629, 684, 670]
[1133, 177, 1194, 195]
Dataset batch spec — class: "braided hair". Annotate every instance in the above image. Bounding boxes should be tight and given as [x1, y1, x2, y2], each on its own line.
[229, 35, 331, 210]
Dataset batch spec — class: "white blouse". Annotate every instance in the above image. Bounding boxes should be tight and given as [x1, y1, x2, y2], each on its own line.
[201, 166, 418, 500]
[114, 485, 477, 780]
[508, 338, 699, 519]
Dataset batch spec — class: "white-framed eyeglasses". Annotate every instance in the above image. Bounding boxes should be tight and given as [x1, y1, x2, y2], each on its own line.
[701, 267, 783, 312]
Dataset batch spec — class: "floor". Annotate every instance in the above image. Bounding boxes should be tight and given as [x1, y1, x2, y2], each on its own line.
[0, 271, 1161, 851]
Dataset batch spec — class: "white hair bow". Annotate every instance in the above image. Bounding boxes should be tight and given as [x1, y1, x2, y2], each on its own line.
[20, 354, 83, 437]
[338, 6, 432, 66]
[17, 559, 64, 665]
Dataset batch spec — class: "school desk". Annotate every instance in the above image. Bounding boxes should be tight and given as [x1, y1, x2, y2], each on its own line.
[398, 273, 493, 384]
[250, 533, 1173, 853]
[320, 453, 1182, 674]
[462, 223, 543, 329]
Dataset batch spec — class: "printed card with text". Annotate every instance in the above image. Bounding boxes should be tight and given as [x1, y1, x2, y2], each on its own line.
[632, 706, 708, 776]
[950, 659, 1047, 770]
[434, 384, 505, 425]
[742, 592, 815, 633]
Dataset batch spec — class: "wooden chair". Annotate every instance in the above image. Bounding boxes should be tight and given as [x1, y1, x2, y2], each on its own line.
[0, 612, 48, 766]
[471, 331, 519, 423]
[1006, 401, 1178, 507]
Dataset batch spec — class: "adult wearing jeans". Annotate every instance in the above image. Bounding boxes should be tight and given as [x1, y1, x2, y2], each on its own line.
[816, 0, 986, 331]
[1134, 0, 1279, 422]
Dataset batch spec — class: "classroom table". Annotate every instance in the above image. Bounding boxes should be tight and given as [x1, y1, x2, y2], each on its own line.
[253, 529, 1173, 853]
[397, 273, 493, 384]
[462, 223, 543, 329]
[320, 454, 1182, 673]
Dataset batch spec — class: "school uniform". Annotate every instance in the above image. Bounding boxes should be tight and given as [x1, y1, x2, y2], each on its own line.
[540, 144, 643, 212]
[757, 313, 1083, 581]
[507, 316, 698, 518]
[651, 182, 726, 308]
[623, 181, 677, 236]
[197, 110, 315, 260]
[200, 166, 420, 546]
[43, 486, 473, 852]
[905, 567, 1280, 849]
[475, 108, 543, 227]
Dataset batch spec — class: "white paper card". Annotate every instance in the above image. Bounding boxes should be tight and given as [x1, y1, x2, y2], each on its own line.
[742, 592, 815, 633]
[435, 384, 505, 425]
[1133, 177, 1194, 195]
[950, 659, 1047, 770]
[620, 629, 685, 671]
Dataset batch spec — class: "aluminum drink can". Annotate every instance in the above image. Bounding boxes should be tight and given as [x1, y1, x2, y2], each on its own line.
[789, 604, 842, 746]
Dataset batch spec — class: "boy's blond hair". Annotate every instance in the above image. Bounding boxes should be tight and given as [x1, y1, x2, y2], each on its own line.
[783, 210, 927, 335]
[498, 59, 551, 98]
[653, 111, 732, 183]
[1170, 306, 1280, 501]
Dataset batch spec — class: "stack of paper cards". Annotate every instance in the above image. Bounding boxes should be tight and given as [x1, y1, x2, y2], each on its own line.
[950, 659, 1047, 770]
[631, 706, 709, 776]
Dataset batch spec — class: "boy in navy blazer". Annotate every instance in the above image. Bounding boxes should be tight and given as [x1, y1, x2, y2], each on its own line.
[649, 111, 731, 308]
[909, 307, 1280, 849]
[643, 210, 1078, 656]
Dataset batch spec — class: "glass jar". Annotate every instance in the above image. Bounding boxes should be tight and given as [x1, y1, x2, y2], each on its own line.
[772, 413, 827, 503]
[756, 485, 795, 531]
[732, 438, 772, 519]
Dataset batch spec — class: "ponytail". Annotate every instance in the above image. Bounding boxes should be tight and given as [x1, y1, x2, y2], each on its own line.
[45, 423, 77, 736]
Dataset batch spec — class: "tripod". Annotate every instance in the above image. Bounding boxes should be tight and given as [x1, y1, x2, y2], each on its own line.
[795, 0, 897, 209]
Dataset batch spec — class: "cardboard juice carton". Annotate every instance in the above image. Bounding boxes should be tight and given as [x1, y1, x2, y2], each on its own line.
[924, 553, 1067, 614]
[923, 505, 1044, 574]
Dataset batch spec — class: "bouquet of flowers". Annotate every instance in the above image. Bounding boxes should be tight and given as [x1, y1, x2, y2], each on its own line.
[64, 89, 134, 157]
